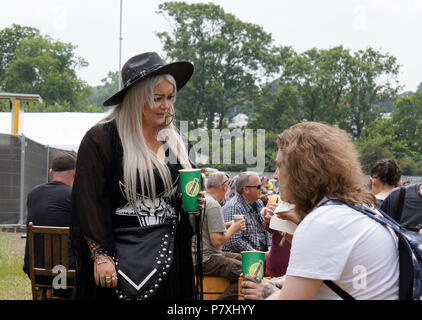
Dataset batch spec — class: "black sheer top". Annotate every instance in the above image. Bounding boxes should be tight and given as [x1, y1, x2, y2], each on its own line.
[70, 120, 199, 300]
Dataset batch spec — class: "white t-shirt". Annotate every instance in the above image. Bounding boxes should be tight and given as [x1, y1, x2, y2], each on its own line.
[286, 201, 399, 300]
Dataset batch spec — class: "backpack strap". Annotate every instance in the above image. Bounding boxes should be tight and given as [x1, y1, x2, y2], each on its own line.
[323, 280, 355, 300]
[319, 199, 413, 300]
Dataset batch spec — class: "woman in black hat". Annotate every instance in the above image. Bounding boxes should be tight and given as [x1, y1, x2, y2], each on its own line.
[70, 52, 204, 300]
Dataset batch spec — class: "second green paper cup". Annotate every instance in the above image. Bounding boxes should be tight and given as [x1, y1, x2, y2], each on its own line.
[179, 168, 201, 213]
[241, 251, 265, 281]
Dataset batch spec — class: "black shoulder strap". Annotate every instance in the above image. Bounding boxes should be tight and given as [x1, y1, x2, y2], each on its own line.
[395, 186, 406, 224]
[323, 280, 355, 300]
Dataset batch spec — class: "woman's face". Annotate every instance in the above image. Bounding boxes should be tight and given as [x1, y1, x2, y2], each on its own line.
[143, 79, 175, 128]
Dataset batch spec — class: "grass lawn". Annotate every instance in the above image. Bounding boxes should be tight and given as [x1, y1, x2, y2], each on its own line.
[0, 232, 32, 300]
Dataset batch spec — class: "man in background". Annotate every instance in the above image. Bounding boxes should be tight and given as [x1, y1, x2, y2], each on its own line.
[222, 172, 271, 254]
[23, 152, 77, 297]
[192, 172, 245, 300]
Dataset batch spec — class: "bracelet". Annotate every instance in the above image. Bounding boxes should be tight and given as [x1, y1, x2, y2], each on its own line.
[90, 250, 108, 261]
[94, 253, 113, 265]
[96, 258, 110, 265]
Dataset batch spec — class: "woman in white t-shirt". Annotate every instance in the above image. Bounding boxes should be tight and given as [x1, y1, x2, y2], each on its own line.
[241, 122, 399, 300]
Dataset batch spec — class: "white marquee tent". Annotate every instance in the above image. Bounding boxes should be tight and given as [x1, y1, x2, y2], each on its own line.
[0, 112, 107, 151]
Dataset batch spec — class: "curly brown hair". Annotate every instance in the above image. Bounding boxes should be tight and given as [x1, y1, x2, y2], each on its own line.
[277, 122, 376, 220]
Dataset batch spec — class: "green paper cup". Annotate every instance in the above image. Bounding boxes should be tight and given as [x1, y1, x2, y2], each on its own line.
[241, 251, 265, 281]
[179, 169, 201, 213]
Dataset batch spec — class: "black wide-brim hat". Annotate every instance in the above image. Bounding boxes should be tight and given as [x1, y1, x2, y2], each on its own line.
[103, 52, 194, 106]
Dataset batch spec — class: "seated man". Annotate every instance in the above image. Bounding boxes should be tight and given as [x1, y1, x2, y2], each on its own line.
[23, 152, 77, 298]
[222, 172, 271, 254]
[192, 172, 245, 300]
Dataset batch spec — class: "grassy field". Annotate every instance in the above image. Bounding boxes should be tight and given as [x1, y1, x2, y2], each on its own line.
[0, 232, 32, 300]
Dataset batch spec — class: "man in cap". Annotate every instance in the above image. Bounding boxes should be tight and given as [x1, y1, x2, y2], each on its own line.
[23, 152, 77, 297]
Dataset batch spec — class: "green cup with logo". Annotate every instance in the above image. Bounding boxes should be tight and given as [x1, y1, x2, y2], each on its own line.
[241, 251, 265, 281]
[179, 169, 202, 214]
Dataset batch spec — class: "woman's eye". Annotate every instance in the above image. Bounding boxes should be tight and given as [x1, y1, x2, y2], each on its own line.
[167, 95, 175, 100]
[154, 97, 162, 102]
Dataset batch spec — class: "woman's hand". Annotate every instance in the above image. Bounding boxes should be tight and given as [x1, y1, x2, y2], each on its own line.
[275, 209, 300, 225]
[94, 254, 118, 288]
[178, 191, 206, 215]
[240, 274, 280, 300]
[262, 203, 278, 222]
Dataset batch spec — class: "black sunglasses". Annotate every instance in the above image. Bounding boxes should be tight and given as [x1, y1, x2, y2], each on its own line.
[246, 184, 262, 190]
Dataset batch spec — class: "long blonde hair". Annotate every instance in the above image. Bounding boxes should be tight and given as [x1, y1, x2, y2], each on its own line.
[277, 122, 376, 220]
[101, 74, 192, 207]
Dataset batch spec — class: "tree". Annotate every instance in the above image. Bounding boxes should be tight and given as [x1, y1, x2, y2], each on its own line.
[156, 2, 288, 129]
[417, 82, 422, 94]
[355, 138, 394, 174]
[281, 46, 352, 124]
[391, 93, 422, 156]
[340, 48, 400, 139]
[0, 24, 40, 87]
[86, 71, 119, 108]
[0, 24, 91, 110]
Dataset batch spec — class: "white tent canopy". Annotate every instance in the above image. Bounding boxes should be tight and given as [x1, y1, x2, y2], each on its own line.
[0, 112, 107, 151]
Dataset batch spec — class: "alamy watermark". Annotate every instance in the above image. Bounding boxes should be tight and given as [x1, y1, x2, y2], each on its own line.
[52, 264, 68, 289]
[157, 121, 266, 172]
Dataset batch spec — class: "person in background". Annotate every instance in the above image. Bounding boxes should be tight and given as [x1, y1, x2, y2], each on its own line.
[23, 152, 77, 298]
[241, 122, 399, 300]
[370, 159, 402, 207]
[381, 179, 422, 230]
[222, 172, 271, 255]
[262, 179, 292, 278]
[192, 172, 245, 300]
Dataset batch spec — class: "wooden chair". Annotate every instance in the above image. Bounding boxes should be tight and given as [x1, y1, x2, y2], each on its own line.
[27, 222, 75, 300]
[195, 276, 230, 300]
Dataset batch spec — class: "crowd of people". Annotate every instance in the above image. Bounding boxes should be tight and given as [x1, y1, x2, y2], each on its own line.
[22, 51, 422, 301]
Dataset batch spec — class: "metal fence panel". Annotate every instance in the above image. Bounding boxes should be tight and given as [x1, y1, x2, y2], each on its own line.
[0, 133, 75, 225]
[0, 134, 21, 224]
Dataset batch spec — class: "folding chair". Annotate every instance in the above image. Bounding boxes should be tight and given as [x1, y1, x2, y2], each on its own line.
[27, 222, 75, 300]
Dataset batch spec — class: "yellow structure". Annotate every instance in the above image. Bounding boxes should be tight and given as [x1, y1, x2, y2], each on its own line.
[0, 93, 43, 135]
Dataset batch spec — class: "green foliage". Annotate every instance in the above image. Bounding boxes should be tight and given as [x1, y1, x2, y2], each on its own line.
[357, 92, 422, 175]
[0, 24, 92, 111]
[86, 71, 119, 108]
[397, 157, 422, 176]
[156, 1, 288, 129]
[0, 24, 40, 86]
[355, 138, 394, 174]
[391, 93, 422, 155]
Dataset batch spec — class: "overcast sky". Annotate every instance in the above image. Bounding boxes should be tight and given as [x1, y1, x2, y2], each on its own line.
[1, 0, 421, 92]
